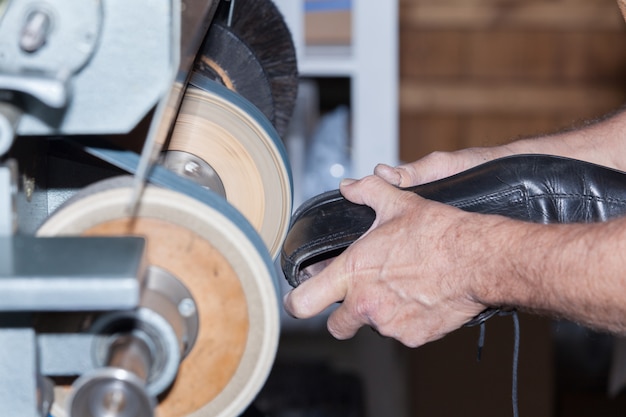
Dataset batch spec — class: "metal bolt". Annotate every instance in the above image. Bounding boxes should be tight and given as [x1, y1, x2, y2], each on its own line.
[178, 298, 196, 318]
[183, 160, 201, 176]
[23, 174, 35, 202]
[161, 150, 227, 197]
[20, 10, 51, 53]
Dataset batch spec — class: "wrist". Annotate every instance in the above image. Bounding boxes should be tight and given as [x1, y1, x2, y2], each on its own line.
[461, 214, 530, 309]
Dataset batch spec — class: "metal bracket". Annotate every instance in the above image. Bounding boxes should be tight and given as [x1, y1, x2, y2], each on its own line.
[0, 159, 17, 235]
[0, 235, 146, 311]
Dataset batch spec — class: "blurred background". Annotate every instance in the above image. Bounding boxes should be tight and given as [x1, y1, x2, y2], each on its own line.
[260, 1, 626, 416]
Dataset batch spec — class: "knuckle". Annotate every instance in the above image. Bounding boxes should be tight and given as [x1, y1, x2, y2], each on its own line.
[353, 294, 382, 326]
[425, 150, 447, 163]
[359, 175, 381, 189]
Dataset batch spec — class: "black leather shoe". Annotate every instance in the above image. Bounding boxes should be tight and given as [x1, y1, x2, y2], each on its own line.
[281, 154, 626, 322]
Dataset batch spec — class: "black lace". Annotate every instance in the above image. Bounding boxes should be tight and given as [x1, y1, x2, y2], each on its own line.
[475, 310, 520, 417]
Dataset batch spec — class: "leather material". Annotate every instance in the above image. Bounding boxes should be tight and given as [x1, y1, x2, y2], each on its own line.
[281, 154, 626, 289]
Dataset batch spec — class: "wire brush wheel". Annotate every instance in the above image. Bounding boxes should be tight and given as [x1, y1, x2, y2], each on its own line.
[195, 0, 298, 138]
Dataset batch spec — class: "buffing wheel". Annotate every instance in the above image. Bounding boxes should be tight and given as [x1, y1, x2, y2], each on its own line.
[164, 76, 292, 259]
[38, 177, 280, 417]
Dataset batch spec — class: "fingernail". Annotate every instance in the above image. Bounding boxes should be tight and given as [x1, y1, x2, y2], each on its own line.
[283, 291, 291, 305]
[375, 163, 392, 172]
[340, 178, 357, 187]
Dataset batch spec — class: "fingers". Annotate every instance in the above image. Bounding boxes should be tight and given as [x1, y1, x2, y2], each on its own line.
[285, 276, 370, 341]
[340, 175, 398, 208]
[284, 246, 372, 340]
[283, 255, 350, 319]
[374, 163, 418, 187]
[283, 178, 380, 325]
[285, 175, 427, 340]
[373, 163, 402, 186]
[340, 175, 423, 226]
[326, 302, 363, 340]
[374, 149, 495, 187]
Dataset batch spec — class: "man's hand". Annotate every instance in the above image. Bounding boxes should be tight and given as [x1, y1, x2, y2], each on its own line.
[373, 147, 505, 187]
[285, 107, 626, 345]
[283, 175, 500, 348]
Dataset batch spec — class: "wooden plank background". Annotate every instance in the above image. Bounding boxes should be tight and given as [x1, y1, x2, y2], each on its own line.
[400, 2, 626, 416]
[399, 0, 626, 162]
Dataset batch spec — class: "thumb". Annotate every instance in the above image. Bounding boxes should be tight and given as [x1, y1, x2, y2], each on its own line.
[283, 250, 351, 319]
[340, 175, 419, 223]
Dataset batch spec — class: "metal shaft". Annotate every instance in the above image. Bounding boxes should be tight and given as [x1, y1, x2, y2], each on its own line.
[106, 334, 153, 383]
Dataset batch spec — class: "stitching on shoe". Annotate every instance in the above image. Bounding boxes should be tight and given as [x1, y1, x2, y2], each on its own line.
[527, 193, 626, 204]
[450, 187, 527, 210]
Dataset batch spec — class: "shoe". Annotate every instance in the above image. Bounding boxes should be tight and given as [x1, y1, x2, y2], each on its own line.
[281, 154, 626, 323]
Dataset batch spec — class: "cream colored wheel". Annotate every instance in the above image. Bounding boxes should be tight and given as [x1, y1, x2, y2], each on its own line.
[38, 177, 280, 417]
[164, 76, 292, 259]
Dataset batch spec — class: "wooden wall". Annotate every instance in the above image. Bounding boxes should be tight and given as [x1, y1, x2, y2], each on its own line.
[399, 0, 626, 162]
[400, 2, 626, 416]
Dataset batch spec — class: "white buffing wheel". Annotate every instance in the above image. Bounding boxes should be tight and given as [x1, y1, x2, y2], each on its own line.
[38, 177, 280, 417]
[166, 78, 292, 260]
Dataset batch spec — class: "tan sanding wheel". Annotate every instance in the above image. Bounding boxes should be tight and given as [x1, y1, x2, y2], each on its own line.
[38, 178, 280, 417]
[167, 85, 291, 259]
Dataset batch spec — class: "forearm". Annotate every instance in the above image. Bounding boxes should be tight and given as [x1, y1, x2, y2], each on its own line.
[379, 107, 626, 187]
[492, 106, 626, 171]
[474, 215, 626, 333]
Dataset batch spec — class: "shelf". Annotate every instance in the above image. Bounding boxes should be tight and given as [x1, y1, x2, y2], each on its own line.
[300, 45, 354, 77]
[274, 0, 399, 179]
